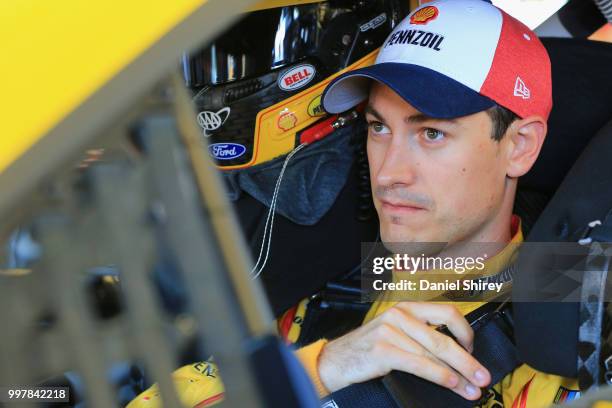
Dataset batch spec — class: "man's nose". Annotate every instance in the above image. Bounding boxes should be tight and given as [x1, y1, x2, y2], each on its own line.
[375, 141, 418, 187]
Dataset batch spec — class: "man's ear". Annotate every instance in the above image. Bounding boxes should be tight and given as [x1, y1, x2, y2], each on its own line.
[505, 116, 547, 178]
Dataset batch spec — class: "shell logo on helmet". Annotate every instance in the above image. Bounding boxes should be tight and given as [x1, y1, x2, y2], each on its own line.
[410, 6, 439, 25]
[277, 111, 298, 131]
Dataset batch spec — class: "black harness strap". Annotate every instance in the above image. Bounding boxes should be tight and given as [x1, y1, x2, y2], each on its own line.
[321, 301, 520, 408]
[321, 380, 397, 408]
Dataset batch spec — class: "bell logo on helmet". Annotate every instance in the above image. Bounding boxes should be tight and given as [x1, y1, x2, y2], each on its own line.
[197, 107, 231, 137]
[209, 143, 246, 160]
[278, 64, 316, 91]
[410, 6, 439, 25]
[514, 77, 531, 99]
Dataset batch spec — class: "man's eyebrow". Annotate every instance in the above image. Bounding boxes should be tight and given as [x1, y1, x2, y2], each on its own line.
[365, 106, 458, 126]
[405, 113, 458, 126]
[364, 105, 385, 121]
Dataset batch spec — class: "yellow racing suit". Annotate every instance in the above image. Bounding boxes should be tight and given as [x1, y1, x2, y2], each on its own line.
[128, 217, 583, 407]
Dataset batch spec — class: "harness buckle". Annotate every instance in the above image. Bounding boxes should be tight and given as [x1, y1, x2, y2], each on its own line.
[578, 220, 602, 245]
[604, 355, 612, 385]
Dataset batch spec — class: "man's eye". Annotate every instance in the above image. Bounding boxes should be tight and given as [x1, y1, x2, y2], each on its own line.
[424, 128, 445, 141]
[369, 121, 391, 134]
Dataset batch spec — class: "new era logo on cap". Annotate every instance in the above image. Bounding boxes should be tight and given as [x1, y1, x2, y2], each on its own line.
[514, 77, 531, 99]
[322, 0, 552, 121]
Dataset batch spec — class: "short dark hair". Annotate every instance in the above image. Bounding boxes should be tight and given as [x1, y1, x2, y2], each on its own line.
[486, 104, 519, 141]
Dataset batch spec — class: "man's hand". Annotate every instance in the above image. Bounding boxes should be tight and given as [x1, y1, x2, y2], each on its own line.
[317, 302, 491, 400]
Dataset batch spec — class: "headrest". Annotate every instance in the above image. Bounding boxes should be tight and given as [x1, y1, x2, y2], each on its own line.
[513, 38, 612, 378]
[520, 38, 612, 195]
[514, 117, 612, 377]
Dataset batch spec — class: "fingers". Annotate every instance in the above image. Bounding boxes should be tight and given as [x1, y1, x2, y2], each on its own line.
[395, 302, 474, 351]
[383, 344, 458, 387]
[381, 305, 491, 389]
[317, 302, 492, 400]
[383, 345, 484, 401]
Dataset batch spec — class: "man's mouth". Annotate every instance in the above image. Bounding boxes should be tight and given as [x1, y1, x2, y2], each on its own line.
[380, 199, 427, 214]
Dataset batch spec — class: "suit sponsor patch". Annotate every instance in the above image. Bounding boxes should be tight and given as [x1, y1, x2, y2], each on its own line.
[553, 386, 581, 403]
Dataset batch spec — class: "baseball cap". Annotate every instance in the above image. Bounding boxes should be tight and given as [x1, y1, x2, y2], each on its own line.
[321, 0, 552, 120]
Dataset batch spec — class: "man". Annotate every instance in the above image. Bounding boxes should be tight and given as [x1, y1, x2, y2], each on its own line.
[293, 0, 582, 406]
[129, 1, 582, 407]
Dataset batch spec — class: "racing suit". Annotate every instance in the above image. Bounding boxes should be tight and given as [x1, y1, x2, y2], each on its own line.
[128, 217, 582, 408]
[293, 216, 582, 408]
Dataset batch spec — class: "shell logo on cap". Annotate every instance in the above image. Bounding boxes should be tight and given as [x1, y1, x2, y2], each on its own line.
[410, 6, 438, 25]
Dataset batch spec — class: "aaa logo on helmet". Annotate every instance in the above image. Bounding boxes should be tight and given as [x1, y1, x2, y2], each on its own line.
[278, 64, 316, 91]
[209, 143, 246, 160]
[410, 6, 438, 25]
[197, 107, 231, 137]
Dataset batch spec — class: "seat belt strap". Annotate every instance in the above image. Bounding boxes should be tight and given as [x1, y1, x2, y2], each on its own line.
[383, 309, 519, 408]
[321, 379, 397, 408]
[321, 302, 520, 408]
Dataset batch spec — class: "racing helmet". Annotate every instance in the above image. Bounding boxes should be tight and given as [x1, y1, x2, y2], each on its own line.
[182, 0, 410, 169]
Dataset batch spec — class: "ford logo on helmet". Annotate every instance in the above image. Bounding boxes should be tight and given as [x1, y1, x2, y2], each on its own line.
[209, 143, 247, 160]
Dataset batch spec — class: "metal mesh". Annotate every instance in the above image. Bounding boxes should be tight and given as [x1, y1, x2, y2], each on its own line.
[0, 77, 269, 407]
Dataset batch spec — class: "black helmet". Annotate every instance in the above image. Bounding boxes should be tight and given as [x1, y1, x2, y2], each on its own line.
[182, 0, 410, 169]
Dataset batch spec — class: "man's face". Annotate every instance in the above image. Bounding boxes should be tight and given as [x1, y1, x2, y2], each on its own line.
[366, 83, 511, 246]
